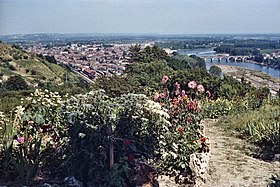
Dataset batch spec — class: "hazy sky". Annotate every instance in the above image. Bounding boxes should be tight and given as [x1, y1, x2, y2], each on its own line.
[0, 0, 279, 35]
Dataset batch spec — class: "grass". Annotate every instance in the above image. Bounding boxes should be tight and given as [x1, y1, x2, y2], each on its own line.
[218, 102, 280, 158]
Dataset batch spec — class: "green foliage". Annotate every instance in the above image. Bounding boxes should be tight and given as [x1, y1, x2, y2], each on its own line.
[0, 94, 22, 114]
[126, 60, 173, 90]
[209, 65, 222, 77]
[167, 55, 206, 70]
[62, 90, 170, 185]
[30, 69, 36, 75]
[126, 45, 257, 102]
[0, 90, 68, 184]
[202, 86, 270, 119]
[269, 174, 280, 187]
[5, 75, 29, 91]
[129, 45, 168, 63]
[8, 65, 16, 71]
[219, 101, 280, 156]
[93, 75, 141, 97]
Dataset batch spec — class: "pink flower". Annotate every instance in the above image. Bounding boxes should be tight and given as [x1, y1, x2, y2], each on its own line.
[188, 81, 197, 89]
[181, 90, 186, 97]
[161, 75, 169, 84]
[175, 82, 180, 88]
[153, 93, 160, 101]
[159, 93, 165, 99]
[17, 136, 24, 143]
[197, 85, 205, 92]
[206, 90, 211, 97]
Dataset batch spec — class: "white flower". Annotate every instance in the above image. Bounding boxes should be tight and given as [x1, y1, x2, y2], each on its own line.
[15, 106, 25, 116]
[78, 133, 86, 138]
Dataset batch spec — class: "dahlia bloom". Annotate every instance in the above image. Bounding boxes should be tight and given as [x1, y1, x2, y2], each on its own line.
[161, 75, 169, 84]
[17, 136, 24, 143]
[159, 93, 165, 99]
[206, 90, 211, 97]
[153, 93, 160, 101]
[197, 85, 205, 92]
[181, 90, 186, 97]
[188, 81, 197, 89]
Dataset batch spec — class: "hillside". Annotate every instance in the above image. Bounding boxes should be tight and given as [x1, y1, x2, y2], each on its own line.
[0, 42, 80, 87]
[0, 42, 89, 113]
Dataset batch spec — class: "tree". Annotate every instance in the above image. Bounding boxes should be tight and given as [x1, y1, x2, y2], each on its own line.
[5, 75, 29, 90]
[129, 45, 168, 63]
[209, 65, 222, 77]
[93, 75, 141, 97]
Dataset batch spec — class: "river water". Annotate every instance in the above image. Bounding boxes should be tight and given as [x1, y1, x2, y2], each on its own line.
[178, 49, 280, 79]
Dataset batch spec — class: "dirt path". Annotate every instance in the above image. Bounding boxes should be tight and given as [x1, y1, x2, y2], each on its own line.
[203, 119, 280, 187]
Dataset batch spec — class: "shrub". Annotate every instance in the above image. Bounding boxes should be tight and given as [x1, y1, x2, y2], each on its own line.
[0, 90, 68, 184]
[8, 65, 16, 71]
[62, 90, 171, 186]
[31, 69, 36, 75]
[5, 75, 29, 91]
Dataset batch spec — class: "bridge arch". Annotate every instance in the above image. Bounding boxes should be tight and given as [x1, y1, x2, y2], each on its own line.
[236, 56, 243, 62]
[228, 56, 236, 62]
[243, 57, 249, 62]
[220, 57, 228, 62]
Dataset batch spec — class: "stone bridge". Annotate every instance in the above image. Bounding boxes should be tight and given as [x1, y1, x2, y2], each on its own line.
[204, 55, 251, 62]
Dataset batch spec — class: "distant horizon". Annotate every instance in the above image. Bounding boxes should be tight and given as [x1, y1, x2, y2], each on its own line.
[1, 0, 279, 35]
[1, 32, 279, 36]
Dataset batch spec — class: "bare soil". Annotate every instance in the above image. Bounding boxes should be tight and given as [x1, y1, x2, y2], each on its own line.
[203, 119, 280, 187]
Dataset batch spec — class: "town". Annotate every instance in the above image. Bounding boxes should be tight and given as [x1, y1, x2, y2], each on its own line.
[23, 42, 155, 81]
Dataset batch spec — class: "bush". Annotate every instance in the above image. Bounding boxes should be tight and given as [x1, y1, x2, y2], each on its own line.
[8, 65, 16, 71]
[31, 69, 36, 75]
[0, 90, 68, 184]
[5, 75, 29, 91]
[62, 90, 171, 186]
[209, 65, 222, 77]
[93, 75, 141, 97]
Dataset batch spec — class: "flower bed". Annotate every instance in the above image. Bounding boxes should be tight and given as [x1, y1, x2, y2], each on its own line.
[0, 78, 211, 186]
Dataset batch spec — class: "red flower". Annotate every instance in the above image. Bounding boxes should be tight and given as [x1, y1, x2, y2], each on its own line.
[177, 127, 184, 133]
[123, 139, 131, 146]
[128, 154, 135, 162]
[187, 117, 192, 123]
[200, 137, 208, 142]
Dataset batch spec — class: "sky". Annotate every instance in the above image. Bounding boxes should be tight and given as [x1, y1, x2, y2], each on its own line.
[0, 0, 279, 35]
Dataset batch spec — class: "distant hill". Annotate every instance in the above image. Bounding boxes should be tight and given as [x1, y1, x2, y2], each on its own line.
[0, 42, 81, 88]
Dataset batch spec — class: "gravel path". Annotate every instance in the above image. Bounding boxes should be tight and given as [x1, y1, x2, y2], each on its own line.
[203, 119, 280, 187]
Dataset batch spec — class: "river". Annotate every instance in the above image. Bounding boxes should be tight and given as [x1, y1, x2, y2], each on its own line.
[178, 49, 280, 79]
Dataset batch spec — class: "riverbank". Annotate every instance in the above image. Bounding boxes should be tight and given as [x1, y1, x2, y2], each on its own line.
[215, 65, 280, 95]
[246, 60, 280, 70]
